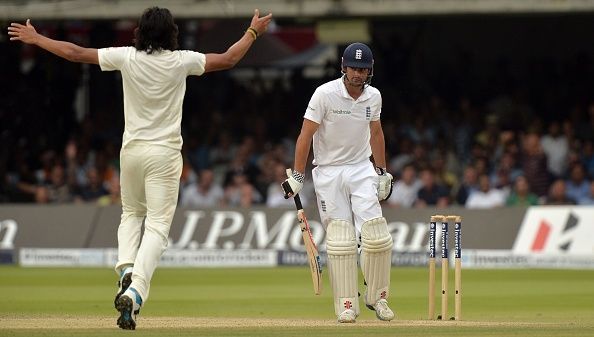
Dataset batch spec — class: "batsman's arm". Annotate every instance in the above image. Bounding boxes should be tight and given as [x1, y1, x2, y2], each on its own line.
[8, 19, 98, 64]
[282, 118, 318, 199]
[204, 9, 272, 73]
[293, 118, 319, 173]
[370, 119, 387, 169]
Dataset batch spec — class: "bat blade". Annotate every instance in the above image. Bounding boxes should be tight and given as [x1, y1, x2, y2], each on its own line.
[297, 209, 322, 295]
[285, 169, 322, 295]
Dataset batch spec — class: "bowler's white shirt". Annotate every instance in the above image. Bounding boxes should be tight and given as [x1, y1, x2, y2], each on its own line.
[304, 77, 382, 166]
[98, 47, 206, 150]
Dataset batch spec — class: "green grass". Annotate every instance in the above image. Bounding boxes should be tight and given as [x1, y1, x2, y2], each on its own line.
[1, 266, 594, 336]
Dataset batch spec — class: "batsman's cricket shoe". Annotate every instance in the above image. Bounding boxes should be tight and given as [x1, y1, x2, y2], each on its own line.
[115, 287, 142, 330]
[370, 299, 394, 321]
[114, 266, 133, 308]
[337, 309, 357, 323]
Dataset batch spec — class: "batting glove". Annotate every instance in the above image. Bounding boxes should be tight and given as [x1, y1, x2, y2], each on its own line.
[282, 169, 304, 199]
[376, 167, 394, 201]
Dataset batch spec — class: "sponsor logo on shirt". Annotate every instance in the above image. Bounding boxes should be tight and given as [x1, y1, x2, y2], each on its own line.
[366, 106, 371, 120]
[307, 105, 316, 111]
[331, 109, 351, 115]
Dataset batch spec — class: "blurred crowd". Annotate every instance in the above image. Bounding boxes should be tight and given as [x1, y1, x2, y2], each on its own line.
[1, 20, 594, 209]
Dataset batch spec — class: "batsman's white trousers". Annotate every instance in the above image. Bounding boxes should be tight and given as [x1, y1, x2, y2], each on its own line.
[312, 160, 383, 232]
[116, 142, 182, 303]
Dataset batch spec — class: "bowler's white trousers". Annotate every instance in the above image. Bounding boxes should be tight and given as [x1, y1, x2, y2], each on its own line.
[116, 142, 182, 303]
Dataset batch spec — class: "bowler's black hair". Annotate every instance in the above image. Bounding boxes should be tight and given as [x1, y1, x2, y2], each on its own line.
[134, 7, 178, 53]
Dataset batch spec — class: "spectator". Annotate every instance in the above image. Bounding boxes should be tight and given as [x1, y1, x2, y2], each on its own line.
[65, 140, 91, 188]
[223, 137, 261, 189]
[545, 179, 576, 205]
[431, 152, 459, 195]
[180, 168, 224, 208]
[577, 181, 594, 205]
[44, 163, 75, 203]
[98, 175, 122, 206]
[520, 132, 550, 197]
[223, 169, 262, 207]
[565, 163, 590, 203]
[582, 140, 594, 179]
[471, 155, 490, 177]
[76, 166, 109, 202]
[387, 164, 421, 208]
[12, 159, 38, 202]
[475, 114, 501, 157]
[540, 120, 569, 179]
[465, 174, 506, 209]
[34, 185, 50, 204]
[491, 167, 513, 199]
[455, 165, 479, 205]
[491, 151, 523, 186]
[209, 131, 237, 179]
[4, 19, 594, 209]
[506, 175, 539, 206]
[408, 142, 431, 173]
[451, 97, 478, 165]
[94, 150, 119, 190]
[415, 168, 450, 208]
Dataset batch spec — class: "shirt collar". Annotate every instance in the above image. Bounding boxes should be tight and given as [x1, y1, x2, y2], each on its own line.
[339, 76, 370, 101]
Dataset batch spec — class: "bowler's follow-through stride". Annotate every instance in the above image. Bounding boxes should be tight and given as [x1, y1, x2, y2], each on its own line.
[8, 6, 272, 330]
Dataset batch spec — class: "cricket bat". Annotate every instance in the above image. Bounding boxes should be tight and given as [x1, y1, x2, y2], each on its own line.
[286, 169, 322, 295]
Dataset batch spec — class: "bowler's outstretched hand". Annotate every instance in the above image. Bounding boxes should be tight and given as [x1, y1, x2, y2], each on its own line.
[8, 19, 39, 44]
[250, 9, 273, 36]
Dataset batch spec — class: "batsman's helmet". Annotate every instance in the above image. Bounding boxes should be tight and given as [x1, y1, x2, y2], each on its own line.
[341, 42, 374, 84]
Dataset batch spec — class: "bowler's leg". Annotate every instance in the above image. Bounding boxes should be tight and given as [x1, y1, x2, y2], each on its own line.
[129, 146, 182, 302]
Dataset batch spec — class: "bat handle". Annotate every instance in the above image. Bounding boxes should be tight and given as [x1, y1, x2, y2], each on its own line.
[294, 193, 303, 210]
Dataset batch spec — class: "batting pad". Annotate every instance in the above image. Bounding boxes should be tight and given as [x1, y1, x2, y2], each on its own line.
[326, 219, 359, 316]
[360, 217, 393, 307]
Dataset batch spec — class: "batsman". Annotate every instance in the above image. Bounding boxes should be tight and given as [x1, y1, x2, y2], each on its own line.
[282, 42, 395, 323]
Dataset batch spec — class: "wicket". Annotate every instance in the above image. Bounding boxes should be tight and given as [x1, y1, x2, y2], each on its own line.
[428, 215, 462, 321]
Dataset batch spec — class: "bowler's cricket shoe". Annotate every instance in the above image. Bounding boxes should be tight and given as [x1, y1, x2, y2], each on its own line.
[114, 267, 133, 308]
[337, 309, 357, 323]
[115, 287, 142, 330]
[370, 299, 394, 321]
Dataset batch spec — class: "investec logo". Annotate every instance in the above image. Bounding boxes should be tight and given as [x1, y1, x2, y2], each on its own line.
[512, 207, 594, 254]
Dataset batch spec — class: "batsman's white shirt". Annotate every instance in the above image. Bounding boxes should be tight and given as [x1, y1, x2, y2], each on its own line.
[305, 77, 381, 166]
[98, 47, 206, 150]
[304, 78, 383, 231]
